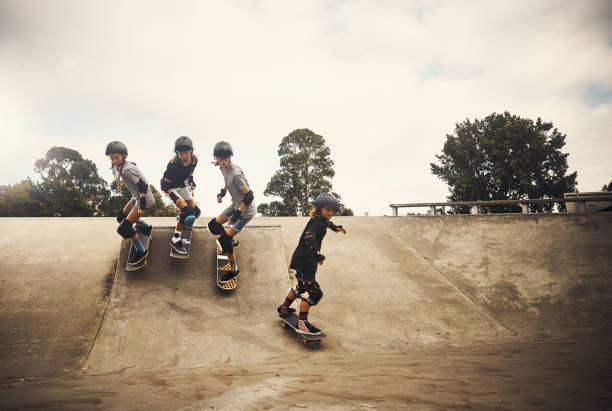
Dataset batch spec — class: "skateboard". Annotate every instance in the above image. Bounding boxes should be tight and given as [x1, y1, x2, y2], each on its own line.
[170, 227, 192, 259]
[216, 239, 238, 290]
[279, 313, 326, 345]
[126, 227, 152, 271]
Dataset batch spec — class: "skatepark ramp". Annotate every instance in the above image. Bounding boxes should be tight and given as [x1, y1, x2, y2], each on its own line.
[1, 214, 611, 409]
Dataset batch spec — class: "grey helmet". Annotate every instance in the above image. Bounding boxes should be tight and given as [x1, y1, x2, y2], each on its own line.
[213, 141, 233, 158]
[175, 136, 194, 152]
[314, 193, 340, 211]
[105, 141, 128, 155]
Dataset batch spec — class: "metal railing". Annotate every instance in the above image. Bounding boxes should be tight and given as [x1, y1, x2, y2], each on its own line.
[390, 195, 612, 216]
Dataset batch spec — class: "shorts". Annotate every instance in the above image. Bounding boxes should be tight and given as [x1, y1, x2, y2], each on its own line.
[167, 186, 193, 202]
[131, 195, 155, 211]
[295, 270, 316, 283]
[221, 206, 253, 232]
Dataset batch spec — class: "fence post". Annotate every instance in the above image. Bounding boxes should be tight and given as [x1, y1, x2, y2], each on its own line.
[391, 206, 398, 216]
[471, 205, 478, 215]
[521, 204, 528, 213]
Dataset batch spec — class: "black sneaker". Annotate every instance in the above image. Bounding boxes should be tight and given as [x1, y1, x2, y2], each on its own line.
[170, 238, 187, 255]
[277, 305, 296, 316]
[219, 262, 239, 283]
[128, 249, 148, 266]
[296, 319, 320, 335]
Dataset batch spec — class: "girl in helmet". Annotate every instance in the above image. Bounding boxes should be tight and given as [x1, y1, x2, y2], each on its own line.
[207, 141, 256, 282]
[277, 193, 346, 335]
[161, 136, 201, 255]
[106, 141, 155, 267]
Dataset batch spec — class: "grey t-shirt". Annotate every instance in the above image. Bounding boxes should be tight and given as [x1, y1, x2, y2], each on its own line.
[113, 161, 155, 208]
[221, 163, 256, 218]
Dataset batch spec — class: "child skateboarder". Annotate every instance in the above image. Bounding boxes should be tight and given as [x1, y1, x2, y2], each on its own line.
[277, 193, 346, 335]
[207, 141, 256, 282]
[160, 136, 201, 255]
[106, 141, 155, 267]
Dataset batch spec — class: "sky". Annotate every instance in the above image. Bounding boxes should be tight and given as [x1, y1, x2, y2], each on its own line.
[1, 0, 611, 216]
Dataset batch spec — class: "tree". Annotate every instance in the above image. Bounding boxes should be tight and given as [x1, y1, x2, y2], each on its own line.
[0, 180, 44, 216]
[602, 180, 612, 191]
[260, 128, 353, 216]
[35, 147, 110, 215]
[430, 112, 578, 213]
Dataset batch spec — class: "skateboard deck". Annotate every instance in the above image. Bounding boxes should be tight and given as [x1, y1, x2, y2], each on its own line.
[216, 239, 238, 290]
[279, 313, 326, 345]
[126, 228, 152, 271]
[170, 227, 192, 259]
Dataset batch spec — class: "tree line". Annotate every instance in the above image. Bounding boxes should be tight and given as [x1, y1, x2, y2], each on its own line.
[0, 129, 354, 217]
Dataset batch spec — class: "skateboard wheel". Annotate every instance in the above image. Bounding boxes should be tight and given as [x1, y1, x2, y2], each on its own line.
[302, 339, 308, 345]
[281, 322, 287, 329]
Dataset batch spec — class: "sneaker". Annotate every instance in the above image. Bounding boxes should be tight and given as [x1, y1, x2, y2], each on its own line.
[219, 261, 239, 283]
[170, 237, 187, 255]
[296, 319, 320, 335]
[128, 249, 148, 266]
[277, 305, 296, 316]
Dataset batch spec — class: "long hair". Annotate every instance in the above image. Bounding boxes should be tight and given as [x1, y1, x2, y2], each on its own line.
[310, 206, 323, 219]
[111, 162, 125, 192]
[171, 152, 198, 164]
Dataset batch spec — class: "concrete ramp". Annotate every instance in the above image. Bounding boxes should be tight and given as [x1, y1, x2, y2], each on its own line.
[84, 225, 296, 374]
[381, 214, 612, 339]
[1, 215, 611, 409]
[0, 218, 119, 380]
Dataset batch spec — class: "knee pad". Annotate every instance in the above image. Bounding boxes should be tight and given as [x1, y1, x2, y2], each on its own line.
[193, 206, 201, 219]
[303, 281, 323, 306]
[179, 206, 195, 225]
[117, 219, 136, 239]
[218, 232, 234, 253]
[208, 218, 224, 235]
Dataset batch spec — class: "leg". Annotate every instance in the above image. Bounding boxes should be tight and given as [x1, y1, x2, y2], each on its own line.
[224, 227, 238, 261]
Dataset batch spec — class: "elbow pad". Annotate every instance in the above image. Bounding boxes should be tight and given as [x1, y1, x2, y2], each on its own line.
[137, 179, 148, 194]
[243, 190, 254, 205]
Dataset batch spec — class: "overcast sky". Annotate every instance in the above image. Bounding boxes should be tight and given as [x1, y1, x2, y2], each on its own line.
[1, 0, 611, 216]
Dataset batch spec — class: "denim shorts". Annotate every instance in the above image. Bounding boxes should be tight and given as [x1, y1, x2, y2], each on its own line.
[221, 206, 253, 232]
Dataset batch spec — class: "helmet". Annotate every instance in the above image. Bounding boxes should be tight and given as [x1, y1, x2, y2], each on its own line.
[174, 136, 193, 152]
[213, 141, 233, 158]
[105, 141, 128, 155]
[314, 193, 340, 211]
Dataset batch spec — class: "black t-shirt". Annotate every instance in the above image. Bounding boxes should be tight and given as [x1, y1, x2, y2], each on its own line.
[161, 158, 197, 190]
[289, 216, 339, 275]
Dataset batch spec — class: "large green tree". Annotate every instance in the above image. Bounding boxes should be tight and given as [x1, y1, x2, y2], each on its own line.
[260, 128, 353, 216]
[430, 112, 578, 213]
[35, 147, 110, 216]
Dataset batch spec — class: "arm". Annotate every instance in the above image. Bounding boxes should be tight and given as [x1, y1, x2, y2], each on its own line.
[328, 221, 346, 234]
[228, 185, 254, 222]
[124, 169, 148, 211]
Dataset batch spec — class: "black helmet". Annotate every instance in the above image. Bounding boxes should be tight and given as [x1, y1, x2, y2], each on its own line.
[105, 141, 128, 155]
[314, 193, 340, 211]
[213, 141, 233, 158]
[175, 136, 193, 152]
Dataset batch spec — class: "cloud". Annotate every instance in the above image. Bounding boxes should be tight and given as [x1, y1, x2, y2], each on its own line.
[1, 0, 611, 215]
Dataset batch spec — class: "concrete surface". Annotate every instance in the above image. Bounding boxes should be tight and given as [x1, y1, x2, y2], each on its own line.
[0, 215, 611, 410]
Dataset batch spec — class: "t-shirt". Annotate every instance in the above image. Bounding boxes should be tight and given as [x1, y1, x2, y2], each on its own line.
[161, 158, 198, 190]
[114, 161, 155, 204]
[221, 163, 256, 218]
